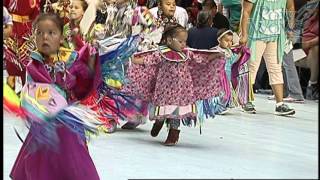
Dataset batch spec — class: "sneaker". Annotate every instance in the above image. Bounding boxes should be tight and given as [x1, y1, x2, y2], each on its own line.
[242, 102, 256, 114]
[275, 104, 295, 116]
[283, 96, 305, 104]
[306, 84, 319, 100]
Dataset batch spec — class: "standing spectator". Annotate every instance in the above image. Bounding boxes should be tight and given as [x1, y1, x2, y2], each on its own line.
[4, 0, 41, 92]
[268, 0, 319, 103]
[221, 0, 241, 32]
[282, 49, 305, 103]
[268, 47, 305, 103]
[240, 0, 296, 116]
[201, 0, 229, 29]
[302, 7, 319, 100]
[187, 10, 219, 49]
[185, 1, 202, 28]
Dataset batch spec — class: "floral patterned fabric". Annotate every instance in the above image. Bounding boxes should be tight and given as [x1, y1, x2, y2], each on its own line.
[123, 46, 225, 120]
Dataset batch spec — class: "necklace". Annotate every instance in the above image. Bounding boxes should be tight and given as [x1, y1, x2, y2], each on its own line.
[156, 9, 177, 27]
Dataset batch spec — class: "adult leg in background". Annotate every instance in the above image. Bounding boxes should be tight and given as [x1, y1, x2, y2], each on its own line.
[306, 45, 319, 100]
[282, 49, 305, 101]
[263, 41, 295, 115]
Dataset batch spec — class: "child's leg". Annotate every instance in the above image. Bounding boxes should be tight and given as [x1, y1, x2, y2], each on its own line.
[150, 119, 165, 137]
[164, 119, 181, 146]
[168, 118, 180, 130]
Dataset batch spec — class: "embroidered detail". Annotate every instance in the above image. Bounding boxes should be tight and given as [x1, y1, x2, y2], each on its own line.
[158, 46, 189, 62]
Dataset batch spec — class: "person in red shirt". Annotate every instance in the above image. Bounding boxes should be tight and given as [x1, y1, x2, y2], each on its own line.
[4, 0, 41, 91]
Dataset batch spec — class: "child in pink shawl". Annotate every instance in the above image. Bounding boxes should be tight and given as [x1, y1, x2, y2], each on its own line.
[124, 23, 225, 146]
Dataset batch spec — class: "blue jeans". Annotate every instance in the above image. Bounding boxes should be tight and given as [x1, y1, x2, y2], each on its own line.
[282, 50, 304, 100]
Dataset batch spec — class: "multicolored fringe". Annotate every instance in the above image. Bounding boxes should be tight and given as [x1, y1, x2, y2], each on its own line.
[231, 46, 252, 106]
[99, 35, 142, 86]
[3, 83, 25, 117]
[55, 104, 104, 140]
[26, 104, 104, 153]
[4, 82, 105, 150]
[81, 83, 148, 126]
[233, 64, 250, 106]
[99, 35, 141, 63]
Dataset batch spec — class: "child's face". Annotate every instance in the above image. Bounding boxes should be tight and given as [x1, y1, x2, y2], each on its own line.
[160, 0, 176, 17]
[69, 0, 85, 21]
[35, 20, 63, 57]
[167, 31, 188, 52]
[219, 34, 233, 49]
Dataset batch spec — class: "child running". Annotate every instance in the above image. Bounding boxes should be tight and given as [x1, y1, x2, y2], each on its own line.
[9, 13, 100, 180]
[124, 23, 225, 146]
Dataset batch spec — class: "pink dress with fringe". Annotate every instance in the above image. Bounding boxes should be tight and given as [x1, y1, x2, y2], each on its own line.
[123, 46, 225, 123]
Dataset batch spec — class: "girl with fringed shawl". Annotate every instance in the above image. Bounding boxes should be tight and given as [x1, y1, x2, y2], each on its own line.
[63, 0, 89, 50]
[80, 0, 158, 131]
[203, 29, 252, 115]
[123, 23, 225, 146]
[9, 13, 101, 180]
[60, 0, 123, 132]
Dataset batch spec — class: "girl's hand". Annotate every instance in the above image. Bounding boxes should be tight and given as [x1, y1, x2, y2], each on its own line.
[239, 33, 248, 46]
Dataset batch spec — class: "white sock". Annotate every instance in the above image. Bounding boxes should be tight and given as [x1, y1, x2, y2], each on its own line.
[308, 81, 317, 86]
[276, 102, 284, 107]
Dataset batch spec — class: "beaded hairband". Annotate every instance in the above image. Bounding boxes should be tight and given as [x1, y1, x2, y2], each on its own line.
[217, 29, 233, 43]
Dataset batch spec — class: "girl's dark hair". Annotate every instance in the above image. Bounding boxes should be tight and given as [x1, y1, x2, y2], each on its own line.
[197, 10, 212, 28]
[33, 13, 64, 33]
[202, 0, 217, 8]
[77, 0, 89, 11]
[160, 23, 187, 45]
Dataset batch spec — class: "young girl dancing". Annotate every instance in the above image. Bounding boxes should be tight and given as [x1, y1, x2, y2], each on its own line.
[81, 0, 157, 131]
[9, 13, 101, 179]
[209, 28, 252, 114]
[63, 0, 89, 50]
[124, 23, 225, 146]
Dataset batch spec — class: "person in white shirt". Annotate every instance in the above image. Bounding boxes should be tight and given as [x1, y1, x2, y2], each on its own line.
[149, 0, 188, 28]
